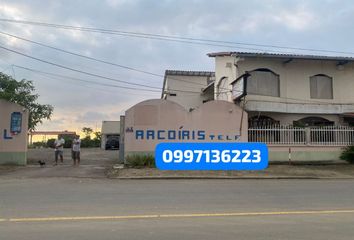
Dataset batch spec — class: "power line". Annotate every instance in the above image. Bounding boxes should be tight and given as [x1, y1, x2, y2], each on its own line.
[0, 44, 162, 90]
[1, 18, 354, 55]
[29, 76, 158, 96]
[13, 65, 204, 94]
[0, 19, 279, 52]
[0, 30, 217, 89]
[0, 30, 163, 78]
[14, 65, 161, 93]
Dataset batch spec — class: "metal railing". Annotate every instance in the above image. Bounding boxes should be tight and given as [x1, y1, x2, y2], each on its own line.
[310, 126, 354, 146]
[248, 125, 354, 146]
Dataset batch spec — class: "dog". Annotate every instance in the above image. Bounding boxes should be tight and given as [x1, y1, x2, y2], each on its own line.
[38, 160, 46, 167]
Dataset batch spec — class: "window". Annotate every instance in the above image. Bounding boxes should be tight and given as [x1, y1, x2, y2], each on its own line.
[293, 116, 334, 127]
[247, 69, 280, 97]
[249, 115, 279, 128]
[310, 74, 333, 99]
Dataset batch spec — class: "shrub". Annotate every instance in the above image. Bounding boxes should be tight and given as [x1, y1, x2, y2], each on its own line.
[46, 138, 56, 148]
[46, 138, 72, 148]
[340, 145, 354, 164]
[29, 141, 47, 149]
[125, 154, 155, 168]
[63, 136, 73, 148]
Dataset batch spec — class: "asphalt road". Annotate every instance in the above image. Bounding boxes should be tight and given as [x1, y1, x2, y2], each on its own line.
[1, 178, 354, 239]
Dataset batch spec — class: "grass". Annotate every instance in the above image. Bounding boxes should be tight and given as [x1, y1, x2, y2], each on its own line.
[125, 154, 156, 168]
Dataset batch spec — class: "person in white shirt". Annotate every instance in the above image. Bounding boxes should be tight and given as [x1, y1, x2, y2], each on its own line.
[72, 135, 81, 166]
[54, 136, 65, 165]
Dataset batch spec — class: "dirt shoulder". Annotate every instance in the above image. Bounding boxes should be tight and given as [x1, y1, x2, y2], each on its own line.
[106, 163, 354, 179]
[2, 148, 354, 179]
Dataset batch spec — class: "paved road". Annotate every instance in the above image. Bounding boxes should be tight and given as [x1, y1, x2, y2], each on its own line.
[1, 178, 354, 239]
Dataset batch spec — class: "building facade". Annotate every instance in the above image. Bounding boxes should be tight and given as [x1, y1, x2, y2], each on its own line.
[0, 99, 28, 165]
[208, 52, 354, 127]
[101, 121, 120, 149]
[161, 70, 215, 111]
[161, 52, 354, 161]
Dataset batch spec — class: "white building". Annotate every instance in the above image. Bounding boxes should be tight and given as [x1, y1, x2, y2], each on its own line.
[160, 52, 354, 161]
[101, 121, 120, 149]
[208, 52, 354, 127]
[161, 70, 215, 111]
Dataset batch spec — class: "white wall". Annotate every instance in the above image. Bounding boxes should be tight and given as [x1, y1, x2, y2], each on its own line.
[213, 56, 237, 101]
[164, 74, 213, 110]
[124, 99, 248, 155]
[0, 99, 28, 165]
[213, 56, 354, 116]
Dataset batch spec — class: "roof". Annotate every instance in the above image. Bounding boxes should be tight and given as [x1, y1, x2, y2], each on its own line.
[165, 70, 215, 77]
[29, 131, 76, 135]
[207, 52, 354, 62]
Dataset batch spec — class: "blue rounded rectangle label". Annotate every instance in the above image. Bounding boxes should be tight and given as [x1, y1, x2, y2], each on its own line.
[155, 142, 268, 170]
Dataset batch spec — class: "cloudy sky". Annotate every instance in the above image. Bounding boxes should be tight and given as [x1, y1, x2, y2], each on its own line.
[1, 0, 354, 133]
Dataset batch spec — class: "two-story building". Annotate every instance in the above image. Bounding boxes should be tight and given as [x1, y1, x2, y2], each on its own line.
[208, 52, 354, 127]
[161, 52, 354, 161]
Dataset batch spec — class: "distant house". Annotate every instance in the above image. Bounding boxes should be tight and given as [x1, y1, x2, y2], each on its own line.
[208, 52, 354, 127]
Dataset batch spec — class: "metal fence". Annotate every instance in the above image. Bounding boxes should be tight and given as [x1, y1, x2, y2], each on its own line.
[248, 125, 354, 146]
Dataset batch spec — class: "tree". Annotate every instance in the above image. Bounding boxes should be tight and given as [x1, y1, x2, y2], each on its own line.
[82, 127, 93, 139]
[93, 131, 102, 141]
[0, 73, 53, 131]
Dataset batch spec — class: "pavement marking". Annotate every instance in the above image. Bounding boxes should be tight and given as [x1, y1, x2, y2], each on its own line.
[6, 209, 354, 223]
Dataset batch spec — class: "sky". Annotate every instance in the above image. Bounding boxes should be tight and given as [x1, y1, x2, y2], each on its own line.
[1, 0, 354, 134]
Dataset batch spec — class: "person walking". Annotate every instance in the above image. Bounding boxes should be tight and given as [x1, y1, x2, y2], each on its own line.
[72, 135, 81, 166]
[54, 136, 65, 165]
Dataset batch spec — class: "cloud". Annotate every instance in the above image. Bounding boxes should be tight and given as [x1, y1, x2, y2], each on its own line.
[240, 3, 316, 33]
[76, 111, 110, 123]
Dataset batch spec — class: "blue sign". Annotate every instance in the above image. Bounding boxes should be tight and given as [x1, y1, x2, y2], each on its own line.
[10, 112, 22, 134]
[155, 142, 268, 170]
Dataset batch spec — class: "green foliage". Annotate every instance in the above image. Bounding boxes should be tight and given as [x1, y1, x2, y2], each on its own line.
[82, 127, 93, 139]
[125, 154, 155, 168]
[340, 145, 354, 164]
[81, 137, 93, 148]
[80, 129, 101, 148]
[94, 131, 102, 141]
[47, 138, 56, 148]
[62, 136, 73, 148]
[29, 141, 47, 149]
[0, 73, 53, 131]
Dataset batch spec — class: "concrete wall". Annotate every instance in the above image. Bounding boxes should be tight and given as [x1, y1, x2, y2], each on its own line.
[268, 146, 343, 162]
[163, 74, 213, 110]
[214, 55, 236, 102]
[124, 99, 248, 157]
[212, 56, 354, 117]
[0, 99, 28, 165]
